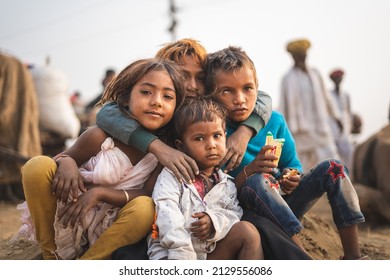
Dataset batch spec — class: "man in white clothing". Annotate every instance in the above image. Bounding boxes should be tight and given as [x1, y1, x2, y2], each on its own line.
[278, 39, 342, 172]
[328, 69, 354, 172]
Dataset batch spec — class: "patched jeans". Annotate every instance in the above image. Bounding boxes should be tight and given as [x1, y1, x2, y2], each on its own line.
[238, 159, 365, 237]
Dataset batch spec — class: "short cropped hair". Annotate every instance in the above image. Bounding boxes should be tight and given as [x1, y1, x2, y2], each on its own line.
[173, 96, 227, 140]
[204, 46, 258, 95]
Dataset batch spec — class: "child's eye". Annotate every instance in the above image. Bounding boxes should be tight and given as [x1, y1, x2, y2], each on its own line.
[140, 90, 151, 95]
[244, 86, 255, 93]
[196, 75, 205, 82]
[194, 136, 204, 141]
[221, 89, 232, 95]
[183, 73, 190, 80]
[163, 93, 175, 100]
[214, 133, 222, 139]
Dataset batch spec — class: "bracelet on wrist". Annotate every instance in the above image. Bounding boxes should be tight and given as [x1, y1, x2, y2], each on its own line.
[243, 166, 250, 180]
[123, 190, 130, 203]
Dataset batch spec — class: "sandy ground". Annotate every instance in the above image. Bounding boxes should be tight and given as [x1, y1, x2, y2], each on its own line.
[1, 196, 389, 260]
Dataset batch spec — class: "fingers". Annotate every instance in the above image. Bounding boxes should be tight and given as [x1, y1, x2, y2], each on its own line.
[259, 144, 275, 154]
[190, 212, 212, 240]
[223, 151, 243, 173]
[168, 156, 199, 184]
[280, 183, 296, 195]
[169, 161, 193, 184]
[218, 147, 243, 173]
[192, 212, 205, 219]
[190, 221, 210, 240]
[217, 151, 230, 170]
[251, 160, 276, 174]
[60, 179, 72, 203]
[280, 175, 300, 194]
[60, 202, 82, 228]
[78, 176, 87, 193]
[191, 227, 209, 240]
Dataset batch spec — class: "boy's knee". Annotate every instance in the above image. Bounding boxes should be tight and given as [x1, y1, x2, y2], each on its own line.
[234, 221, 260, 243]
[318, 158, 344, 170]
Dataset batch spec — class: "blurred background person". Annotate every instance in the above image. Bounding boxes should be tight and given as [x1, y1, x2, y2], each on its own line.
[328, 69, 354, 172]
[84, 68, 116, 127]
[70, 90, 85, 127]
[278, 39, 341, 172]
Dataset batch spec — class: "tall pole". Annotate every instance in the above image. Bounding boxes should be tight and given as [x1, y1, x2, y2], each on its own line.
[168, 0, 177, 41]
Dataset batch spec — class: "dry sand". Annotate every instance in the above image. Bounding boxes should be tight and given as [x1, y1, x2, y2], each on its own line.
[1, 196, 389, 260]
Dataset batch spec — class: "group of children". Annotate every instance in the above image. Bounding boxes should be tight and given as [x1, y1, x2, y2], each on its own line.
[19, 38, 366, 260]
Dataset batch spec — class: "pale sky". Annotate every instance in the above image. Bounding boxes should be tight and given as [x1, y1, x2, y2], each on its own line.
[1, 0, 389, 143]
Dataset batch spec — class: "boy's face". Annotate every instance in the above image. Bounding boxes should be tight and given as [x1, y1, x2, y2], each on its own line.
[176, 119, 226, 173]
[212, 66, 257, 122]
[180, 55, 206, 97]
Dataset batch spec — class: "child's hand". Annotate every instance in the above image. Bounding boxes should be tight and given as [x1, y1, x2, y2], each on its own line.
[149, 140, 199, 183]
[279, 168, 301, 195]
[218, 125, 252, 172]
[190, 212, 215, 241]
[246, 145, 278, 175]
[51, 157, 86, 203]
[57, 188, 100, 228]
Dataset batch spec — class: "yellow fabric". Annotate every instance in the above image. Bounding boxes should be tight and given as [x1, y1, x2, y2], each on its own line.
[22, 155, 155, 260]
[286, 39, 311, 54]
[22, 156, 57, 260]
[80, 196, 154, 260]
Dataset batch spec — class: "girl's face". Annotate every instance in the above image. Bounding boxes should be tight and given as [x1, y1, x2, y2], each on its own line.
[180, 55, 206, 97]
[212, 66, 257, 123]
[176, 118, 226, 175]
[129, 70, 177, 132]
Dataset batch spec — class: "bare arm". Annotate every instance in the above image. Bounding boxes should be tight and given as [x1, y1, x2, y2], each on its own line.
[53, 127, 107, 202]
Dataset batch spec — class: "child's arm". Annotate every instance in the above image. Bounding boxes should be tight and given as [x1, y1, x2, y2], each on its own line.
[219, 90, 272, 172]
[149, 168, 197, 260]
[96, 103, 199, 183]
[53, 127, 107, 203]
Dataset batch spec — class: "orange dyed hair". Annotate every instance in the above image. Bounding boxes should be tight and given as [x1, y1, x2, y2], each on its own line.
[155, 38, 207, 69]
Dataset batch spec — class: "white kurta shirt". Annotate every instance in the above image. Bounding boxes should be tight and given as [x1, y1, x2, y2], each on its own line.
[148, 168, 243, 260]
[279, 67, 340, 171]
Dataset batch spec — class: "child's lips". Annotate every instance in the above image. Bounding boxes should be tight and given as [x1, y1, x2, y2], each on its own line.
[207, 154, 220, 159]
[145, 111, 163, 117]
[233, 108, 247, 115]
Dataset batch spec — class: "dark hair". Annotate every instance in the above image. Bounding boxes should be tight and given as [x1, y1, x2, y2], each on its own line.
[100, 58, 185, 115]
[173, 96, 227, 140]
[105, 68, 115, 76]
[204, 46, 258, 95]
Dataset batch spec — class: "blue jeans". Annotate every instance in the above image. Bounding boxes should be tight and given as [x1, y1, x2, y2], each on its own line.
[238, 159, 365, 237]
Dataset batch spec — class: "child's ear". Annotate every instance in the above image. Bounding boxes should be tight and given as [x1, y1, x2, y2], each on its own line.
[175, 139, 184, 151]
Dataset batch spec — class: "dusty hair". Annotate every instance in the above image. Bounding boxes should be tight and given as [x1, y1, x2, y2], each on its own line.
[173, 96, 227, 140]
[99, 58, 185, 115]
[155, 38, 207, 69]
[204, 46, 258, 95]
